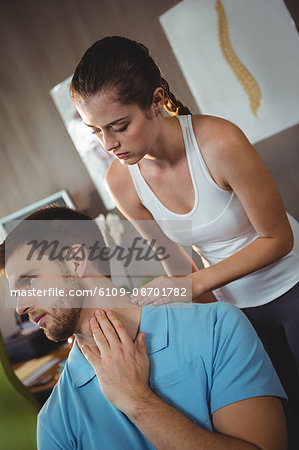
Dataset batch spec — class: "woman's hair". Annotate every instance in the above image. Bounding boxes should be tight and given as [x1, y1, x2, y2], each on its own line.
[70, 36, 191, 116]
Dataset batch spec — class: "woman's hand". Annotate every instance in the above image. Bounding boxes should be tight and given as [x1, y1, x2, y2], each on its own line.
[81, 309, 152, 416]
[130, 275, 193, 306]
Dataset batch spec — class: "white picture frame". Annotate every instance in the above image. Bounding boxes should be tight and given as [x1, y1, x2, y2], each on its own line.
[0, 189, 75, 242]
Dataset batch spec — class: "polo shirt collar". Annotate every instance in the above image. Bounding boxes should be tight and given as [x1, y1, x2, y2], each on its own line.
[67, 341, 96, 388]
[67, 305, 169, 387]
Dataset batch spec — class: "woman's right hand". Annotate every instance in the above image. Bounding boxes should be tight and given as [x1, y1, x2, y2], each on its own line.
[130, 274, 193, 306]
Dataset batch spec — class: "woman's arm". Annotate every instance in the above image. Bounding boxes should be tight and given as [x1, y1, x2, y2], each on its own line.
[189, 116, 294, 298]
[105, 160, 196, 274]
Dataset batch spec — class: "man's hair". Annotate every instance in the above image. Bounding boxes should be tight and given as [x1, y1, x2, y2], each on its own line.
[0, 206, 111, 278]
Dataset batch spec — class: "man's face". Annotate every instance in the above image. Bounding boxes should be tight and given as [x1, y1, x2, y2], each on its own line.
[6, 245, 83, 342]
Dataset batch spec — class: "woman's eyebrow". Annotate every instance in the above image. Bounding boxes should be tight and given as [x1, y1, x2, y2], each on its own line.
[84, 116, 128, 128]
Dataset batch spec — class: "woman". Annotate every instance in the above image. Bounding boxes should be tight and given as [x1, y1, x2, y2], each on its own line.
[70, 36, 299, 415]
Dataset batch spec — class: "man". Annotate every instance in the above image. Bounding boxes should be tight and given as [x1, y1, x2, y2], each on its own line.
[0, 206, 287, 449]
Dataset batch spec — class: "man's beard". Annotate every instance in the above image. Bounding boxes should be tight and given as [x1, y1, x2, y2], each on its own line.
[43, 271, 85, 342]
[44, 306, 81, 342]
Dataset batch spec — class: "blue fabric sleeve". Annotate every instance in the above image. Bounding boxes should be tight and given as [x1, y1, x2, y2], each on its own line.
[209, 303, 286, 414]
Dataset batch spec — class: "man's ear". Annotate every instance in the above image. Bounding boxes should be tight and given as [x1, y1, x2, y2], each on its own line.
[70, 244, 88, 278]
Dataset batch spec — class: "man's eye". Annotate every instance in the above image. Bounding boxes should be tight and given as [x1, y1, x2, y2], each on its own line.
[24, 277, 36, 287]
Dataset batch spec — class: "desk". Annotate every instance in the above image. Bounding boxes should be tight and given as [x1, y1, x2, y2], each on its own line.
[13, 343, 71, 405]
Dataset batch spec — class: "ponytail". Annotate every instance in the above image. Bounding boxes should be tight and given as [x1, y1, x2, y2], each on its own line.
[161, 78, 192, 116]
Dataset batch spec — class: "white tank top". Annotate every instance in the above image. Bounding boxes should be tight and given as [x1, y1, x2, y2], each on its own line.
[128, 115, 299, 307]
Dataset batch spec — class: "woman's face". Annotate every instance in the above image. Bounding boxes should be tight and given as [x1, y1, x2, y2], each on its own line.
[74, 91, 161, 165]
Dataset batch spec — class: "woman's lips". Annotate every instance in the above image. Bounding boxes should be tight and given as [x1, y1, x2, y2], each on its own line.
[115, 152, 129, 160]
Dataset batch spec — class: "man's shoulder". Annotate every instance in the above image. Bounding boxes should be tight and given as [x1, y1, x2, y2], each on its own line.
[165, 302, 251, 355]
[161, 302, 243, 362]
[166, 301, 241, 328]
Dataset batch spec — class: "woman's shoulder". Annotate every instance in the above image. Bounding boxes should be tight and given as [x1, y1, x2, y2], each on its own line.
[105, 159, 131, 192]
[190, 114, 245, 148]
[188, 115, 252, 188]
[190, 115, 252, 162]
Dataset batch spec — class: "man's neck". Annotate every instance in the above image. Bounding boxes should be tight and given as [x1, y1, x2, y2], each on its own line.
[74, 295, 142, 355]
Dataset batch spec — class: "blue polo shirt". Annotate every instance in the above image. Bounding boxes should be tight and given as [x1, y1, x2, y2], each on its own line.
[37, 302, 286, 449]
